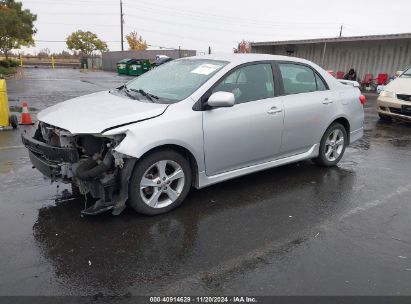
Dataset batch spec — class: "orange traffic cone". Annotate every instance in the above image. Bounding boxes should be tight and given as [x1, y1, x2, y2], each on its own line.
[20, 101, 33, 125]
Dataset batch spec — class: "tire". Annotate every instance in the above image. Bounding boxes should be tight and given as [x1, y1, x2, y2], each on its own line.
[378, 113, 392, 121]
[128, 150, 192, 215]
[313, 122, 347, 167]
[9, 114, 18, 129]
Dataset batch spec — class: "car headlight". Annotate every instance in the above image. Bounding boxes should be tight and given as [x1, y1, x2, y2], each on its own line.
[380, 90, 396, 98]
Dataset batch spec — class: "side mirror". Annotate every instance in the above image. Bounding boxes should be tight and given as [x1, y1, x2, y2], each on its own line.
[207, 91, 235, 108]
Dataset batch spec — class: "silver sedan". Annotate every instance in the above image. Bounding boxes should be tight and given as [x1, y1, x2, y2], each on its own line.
[23, 54, 365, 216]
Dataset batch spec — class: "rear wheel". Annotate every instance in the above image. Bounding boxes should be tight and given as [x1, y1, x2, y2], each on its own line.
[313, 123, 347, 167]
[378, 113, 392, 121]
[128, 150, 192, 215]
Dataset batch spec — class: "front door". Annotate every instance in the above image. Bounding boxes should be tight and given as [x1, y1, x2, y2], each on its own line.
[202, 63, 284, 176]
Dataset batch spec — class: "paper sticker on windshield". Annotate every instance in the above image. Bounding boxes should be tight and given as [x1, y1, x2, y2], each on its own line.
[191, 64, 221, 75]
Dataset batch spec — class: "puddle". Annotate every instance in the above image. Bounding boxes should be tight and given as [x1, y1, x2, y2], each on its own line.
[388, 138, 411, 147]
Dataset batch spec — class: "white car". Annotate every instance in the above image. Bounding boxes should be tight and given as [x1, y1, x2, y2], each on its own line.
[377, 67, 411, 121]
[22, 54, 364, 216]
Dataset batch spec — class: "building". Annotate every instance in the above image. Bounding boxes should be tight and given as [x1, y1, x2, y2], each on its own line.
[251, 33, 411, 81]
[102, 49, 196, 71]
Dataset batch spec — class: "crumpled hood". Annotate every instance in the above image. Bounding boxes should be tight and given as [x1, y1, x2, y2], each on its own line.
[37, 91, 168, 134]
[385, 78, 411, 94]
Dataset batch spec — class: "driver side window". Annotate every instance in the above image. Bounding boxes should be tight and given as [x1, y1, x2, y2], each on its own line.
[212, 63, 275, 104]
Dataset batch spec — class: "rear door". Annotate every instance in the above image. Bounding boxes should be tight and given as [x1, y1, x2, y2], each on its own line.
[277, 62, 335, 155]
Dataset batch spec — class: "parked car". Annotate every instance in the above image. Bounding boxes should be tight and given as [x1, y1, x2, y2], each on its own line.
[22, 54, 365, 216]
[152, 55, 173, 67]
[377, 67, 411, 121]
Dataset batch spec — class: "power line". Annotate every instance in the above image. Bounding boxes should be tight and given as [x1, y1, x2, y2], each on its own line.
[123, 24, 228, 45]
[33, 39, 180, 50]
[39, 12, 118, 15]
[124, 13, 339, 38]
[23, 0, 118, 4]
[37, 22, 119, 28]
[123, 0, 341, 28]
[34, 40, 121, 42]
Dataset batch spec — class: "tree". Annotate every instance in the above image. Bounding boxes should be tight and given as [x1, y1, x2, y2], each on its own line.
[233, 40, 251, 54]
[37, 47, 50, 57]
[66, 30, 108, 56]
[0, 0, 37, 59]
[126, 31, 148, 51]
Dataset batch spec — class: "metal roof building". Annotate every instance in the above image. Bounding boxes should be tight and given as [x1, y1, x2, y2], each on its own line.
[251, 33, 411, 80]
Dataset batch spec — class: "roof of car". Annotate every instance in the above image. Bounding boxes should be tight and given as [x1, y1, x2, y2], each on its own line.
[185, 53, 309, 65]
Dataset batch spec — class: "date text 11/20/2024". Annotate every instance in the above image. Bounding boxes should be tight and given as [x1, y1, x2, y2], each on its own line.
[149, 296, 258, 303]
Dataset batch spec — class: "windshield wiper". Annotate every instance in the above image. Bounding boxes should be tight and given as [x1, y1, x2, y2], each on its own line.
[135, 89, 159, 102]
[121, 84, 139, 100]
[120, 85, 160, 102]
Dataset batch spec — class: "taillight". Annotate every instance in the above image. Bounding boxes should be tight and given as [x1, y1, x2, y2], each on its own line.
[359, 95, 366, 105]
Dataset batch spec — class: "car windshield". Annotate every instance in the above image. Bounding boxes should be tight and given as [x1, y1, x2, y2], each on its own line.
[124, 59, 228, 103]
[401, 67, 411, 77]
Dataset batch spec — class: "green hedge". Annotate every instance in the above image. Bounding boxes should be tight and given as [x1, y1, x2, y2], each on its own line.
[0, 59, 19, 68]
[8, 59, 19, 67]
[0, 65, 16, 75]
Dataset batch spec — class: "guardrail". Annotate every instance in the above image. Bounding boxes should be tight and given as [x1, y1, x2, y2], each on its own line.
[1, 56, 81, 68]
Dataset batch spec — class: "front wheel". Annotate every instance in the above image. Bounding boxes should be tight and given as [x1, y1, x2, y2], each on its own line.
[128, 150, 192, 215]
[313, 123, 347, 167]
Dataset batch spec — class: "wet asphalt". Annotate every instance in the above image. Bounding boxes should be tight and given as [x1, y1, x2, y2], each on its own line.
[0, 68, 411, 296]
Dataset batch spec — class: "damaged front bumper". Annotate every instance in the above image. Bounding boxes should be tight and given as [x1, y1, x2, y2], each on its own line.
[22, 128, 136, 216]
[22, 133, 79, 180]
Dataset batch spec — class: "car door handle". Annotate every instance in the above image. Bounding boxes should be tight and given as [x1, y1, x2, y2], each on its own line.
[323, 98, 333, 104]
[267, 107, 283, 115]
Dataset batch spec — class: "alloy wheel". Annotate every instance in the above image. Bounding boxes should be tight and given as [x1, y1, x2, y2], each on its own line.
[324, 129, 345, 162]
[139, 160, 185, 209]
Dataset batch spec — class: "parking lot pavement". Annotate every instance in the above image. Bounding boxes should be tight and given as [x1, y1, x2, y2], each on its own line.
[1, 69, 411, 296]
[6, 68, 133, 118]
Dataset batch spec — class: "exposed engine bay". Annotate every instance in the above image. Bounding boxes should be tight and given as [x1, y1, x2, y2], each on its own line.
[22, 122, 136, 215]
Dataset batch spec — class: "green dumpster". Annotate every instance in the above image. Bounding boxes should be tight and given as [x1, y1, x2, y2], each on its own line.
[128, 59, 151, 76]
[117, 58, 131, 75]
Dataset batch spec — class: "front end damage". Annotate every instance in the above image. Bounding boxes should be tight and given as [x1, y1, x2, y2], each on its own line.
[22, 122, 136, 215]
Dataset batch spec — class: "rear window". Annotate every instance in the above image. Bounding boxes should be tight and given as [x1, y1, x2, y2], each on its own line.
[279, 63, 327, 95]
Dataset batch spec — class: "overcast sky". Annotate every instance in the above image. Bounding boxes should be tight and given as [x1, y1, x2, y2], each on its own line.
[19, 0, 410, 54]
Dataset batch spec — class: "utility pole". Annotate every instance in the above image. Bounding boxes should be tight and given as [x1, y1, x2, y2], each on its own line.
[339, 24, 343, 38]
[208, 46, 211, 55]
[120, 0, 124, 51]
[178, 46, 181, 58]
